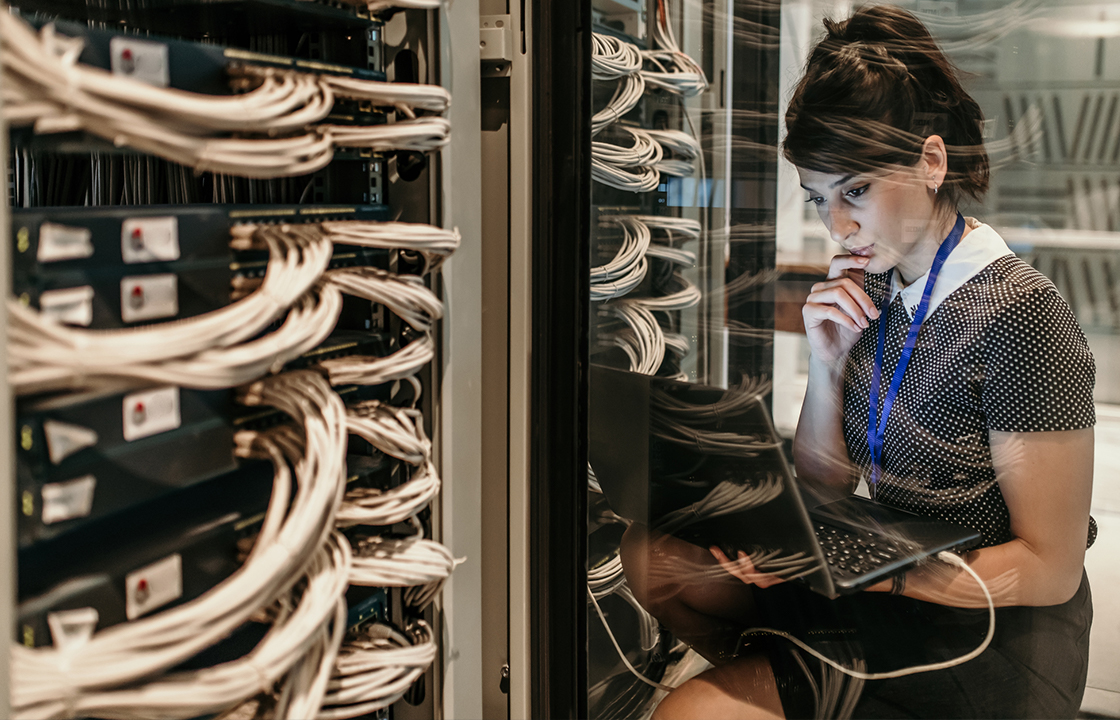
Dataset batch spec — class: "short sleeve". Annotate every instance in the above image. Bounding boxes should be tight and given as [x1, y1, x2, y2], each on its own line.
[982, 287, 1095, 432]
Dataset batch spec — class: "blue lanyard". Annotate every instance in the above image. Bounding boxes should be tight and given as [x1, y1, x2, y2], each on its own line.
[866, 213, 965, 495]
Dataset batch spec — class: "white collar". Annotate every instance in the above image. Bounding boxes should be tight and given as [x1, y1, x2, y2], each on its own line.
[889, 218, 1013, 318]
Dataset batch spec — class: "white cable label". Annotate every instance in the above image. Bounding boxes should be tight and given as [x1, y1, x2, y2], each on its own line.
[47, 607, 99, 650]
[40, 475, 97, 525]
[125, 553, 182, 620]
[121, 217, 180, 263]
[37, 223, 93, 263]
[109, 37, 170, 87]
[39, 286, 94, 327]
[122, 386, 181, 441]
[120, 274, 178, 323]
[42, 420, 99, 465]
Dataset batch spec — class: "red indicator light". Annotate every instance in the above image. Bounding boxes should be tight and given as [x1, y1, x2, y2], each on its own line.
[122, 49, 133, 61]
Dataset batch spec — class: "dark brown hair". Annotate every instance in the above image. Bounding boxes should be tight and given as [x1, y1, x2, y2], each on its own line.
[782, 4, 989, 207]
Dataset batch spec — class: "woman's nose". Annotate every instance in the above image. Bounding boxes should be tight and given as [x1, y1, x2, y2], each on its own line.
[828, 207, 858, 244]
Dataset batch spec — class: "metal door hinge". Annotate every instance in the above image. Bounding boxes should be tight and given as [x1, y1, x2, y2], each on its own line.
[480, 15, 512, 77]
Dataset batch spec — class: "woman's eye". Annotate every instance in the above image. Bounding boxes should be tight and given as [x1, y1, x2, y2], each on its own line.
[845, 185, 869, 199]
[805, 196, 825, 205]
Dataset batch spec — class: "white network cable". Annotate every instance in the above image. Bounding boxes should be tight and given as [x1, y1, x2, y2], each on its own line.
[647, 128, 700, 177]
[337, 399, 440, 527]
[641, 50, 707, 97]
[593, 126, 663, 168]
[319, 221, 461, 266]
[0, 15, 451, 178]
[346, 400, 430, 465]
[10, 372, 349, 720]
[592, 32, 643, 80]
[317, 267, 442, 387]
[740, 552, 996, 681]
[8, 224, 336, 394]
[644, 0, 709, 97]
[591, 216, 651, 302]
[348, 533, 461, 590]
[236, 66, 451, 115]
[654, 475, 783, 535]
[319, 334, 435, 388]
[336, 457, 439, 527]
[630, 271, 701, 311]
[591, 73, 645, 136]
[605, 301, 665, 376]
[325, 267, 443, 332]
[663, 332, 691, 357]
[592, 127, 663, 192]
[321, 117, 450, 153]
[628, 215, 702, 241]
[317, 621, 437, 720]
[645, 244, 696, 266]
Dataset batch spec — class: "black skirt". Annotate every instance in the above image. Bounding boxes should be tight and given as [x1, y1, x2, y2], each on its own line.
[750, 571, 1093, 719]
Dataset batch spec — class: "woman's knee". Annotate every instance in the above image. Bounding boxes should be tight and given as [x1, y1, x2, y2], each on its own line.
[652, 654, 786, 720]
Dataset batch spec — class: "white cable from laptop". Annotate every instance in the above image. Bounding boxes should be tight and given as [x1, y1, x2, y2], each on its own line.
[590, 551, 995, 694]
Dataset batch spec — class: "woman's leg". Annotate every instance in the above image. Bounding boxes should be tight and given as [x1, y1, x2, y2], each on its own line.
[651, 653, 786, 720]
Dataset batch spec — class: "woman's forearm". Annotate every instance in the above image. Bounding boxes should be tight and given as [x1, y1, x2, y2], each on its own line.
[793, 356, 858, 498]
[867, 538, 1085, 608]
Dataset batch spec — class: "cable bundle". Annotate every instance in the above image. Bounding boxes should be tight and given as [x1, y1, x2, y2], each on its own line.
[11, 372, 349, 720]
[591, 74, 645, 136]
[317, 621, 437, 720]
[631, 214, 702, 241]
[591, 32, 644, 135]
[348, 531, 461, 592]
[0, 14, 450, 179]
[592, 127, 663, 192]
[604, 301, 666, 376]
[320, 221, 461, 268]
[644, 244, 696, 267]
[630, 271, 701, 311]
[647, 128, 701, 177]
[320, 117, 451, 153]
[317, 267, 441, 387]
[643, 0, 709, 97]
[9, 223, 337, 394]
[339, 400, 440, 526]
[591, 216, 651, 302]
[592, 33, 643, 80]
[236, 65, 451, 115]
[654, 474, 783, 535]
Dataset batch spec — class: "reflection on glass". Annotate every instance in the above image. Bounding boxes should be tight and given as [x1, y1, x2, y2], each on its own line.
[588, 0, 1118, 717]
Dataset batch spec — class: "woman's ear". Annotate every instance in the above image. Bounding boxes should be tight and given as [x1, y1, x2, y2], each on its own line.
[921, 135, 948, 191]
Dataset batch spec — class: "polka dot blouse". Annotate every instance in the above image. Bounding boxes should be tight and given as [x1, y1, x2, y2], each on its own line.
[842, 244, 1096, 548]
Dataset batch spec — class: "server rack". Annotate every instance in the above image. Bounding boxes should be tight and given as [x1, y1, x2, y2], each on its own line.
[1, 0, 484, 715]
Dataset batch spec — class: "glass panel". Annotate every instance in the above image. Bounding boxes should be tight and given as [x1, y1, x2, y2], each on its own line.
[587, 0, 1119, 716]
[586, 0, 781, 715]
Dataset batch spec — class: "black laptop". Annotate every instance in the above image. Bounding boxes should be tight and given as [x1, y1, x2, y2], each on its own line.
[589, 365, 982, 599]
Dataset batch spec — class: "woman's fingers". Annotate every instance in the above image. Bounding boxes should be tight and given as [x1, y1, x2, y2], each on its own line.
[826, 254, 870, 280]
[709, 547, 785, 588]
[810, 277, 879, 319]
[806, 287, 874, 329]
[803, 303, 863, 333]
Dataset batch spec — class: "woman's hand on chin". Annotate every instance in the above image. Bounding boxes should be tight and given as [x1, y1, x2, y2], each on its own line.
[802, 254, 880, 366]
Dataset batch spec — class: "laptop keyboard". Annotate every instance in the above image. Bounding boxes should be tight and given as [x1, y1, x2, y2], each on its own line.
[814, 522, 909, 580]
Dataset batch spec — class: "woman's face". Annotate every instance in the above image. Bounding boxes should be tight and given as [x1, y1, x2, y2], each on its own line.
[797, 163, 940, 277]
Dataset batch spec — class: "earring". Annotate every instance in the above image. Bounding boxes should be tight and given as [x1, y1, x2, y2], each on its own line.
[933, 183, 938, 195]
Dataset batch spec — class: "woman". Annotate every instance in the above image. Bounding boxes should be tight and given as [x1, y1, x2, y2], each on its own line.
[622, 5, 1095, 718]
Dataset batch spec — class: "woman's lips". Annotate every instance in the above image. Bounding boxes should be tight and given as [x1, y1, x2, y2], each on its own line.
[848, 245, 874, 257]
